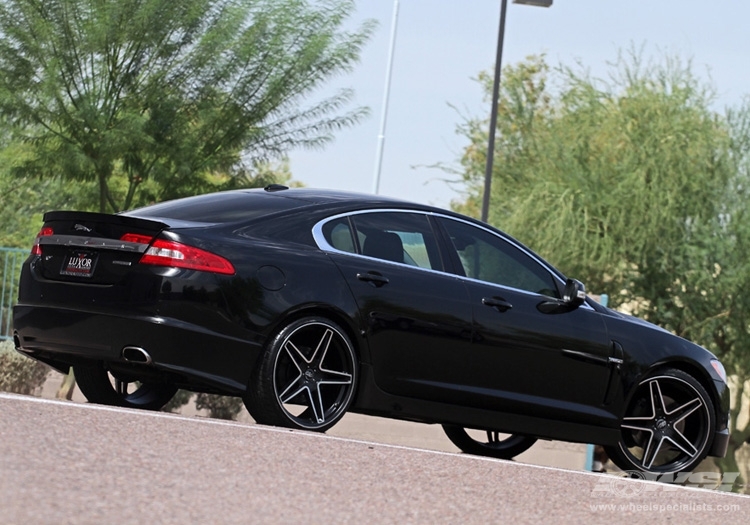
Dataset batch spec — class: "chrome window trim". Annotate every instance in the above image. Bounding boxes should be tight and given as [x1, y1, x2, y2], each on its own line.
[312, 209, 594, 310]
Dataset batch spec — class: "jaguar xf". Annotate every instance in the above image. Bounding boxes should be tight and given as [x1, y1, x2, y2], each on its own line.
[13, 185, 729, 474]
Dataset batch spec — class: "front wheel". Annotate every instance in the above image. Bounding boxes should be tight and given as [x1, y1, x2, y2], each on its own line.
[443, 425, 537, 459]
[244, 317, 358, 432]
[605, 368, 715, 474]
[74, 364, 177, 411]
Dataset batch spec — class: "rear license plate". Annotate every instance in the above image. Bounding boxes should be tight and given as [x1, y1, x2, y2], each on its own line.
[61, 251, 99, 278]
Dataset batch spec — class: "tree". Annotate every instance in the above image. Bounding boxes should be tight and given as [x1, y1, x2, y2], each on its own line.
[677, 100, 750, 484]
[0, 143, 96, 248]
[0, 0, 374, 212]
[452, 52, 750, 490]
[453, 53, 732, 309]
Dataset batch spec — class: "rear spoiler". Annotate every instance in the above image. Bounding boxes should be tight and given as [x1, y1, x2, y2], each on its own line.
[43, 211, 169, 232]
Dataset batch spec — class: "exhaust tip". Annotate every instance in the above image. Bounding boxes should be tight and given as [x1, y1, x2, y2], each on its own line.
[122, 346, 152, 365]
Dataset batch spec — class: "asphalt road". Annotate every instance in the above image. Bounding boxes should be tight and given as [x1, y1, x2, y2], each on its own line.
[1, 393, 748, 524]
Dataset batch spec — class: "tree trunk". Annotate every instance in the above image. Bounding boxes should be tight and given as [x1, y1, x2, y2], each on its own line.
[99, 172, 107, 213]
[55, 368, 76, 401]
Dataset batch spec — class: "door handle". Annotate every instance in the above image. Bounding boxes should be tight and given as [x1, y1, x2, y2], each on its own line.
[357, 272, 390, 288]
[482, 296, 512, 312]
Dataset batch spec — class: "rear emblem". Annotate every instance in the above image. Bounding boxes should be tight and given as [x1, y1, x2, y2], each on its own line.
[74, 224, 92, 232]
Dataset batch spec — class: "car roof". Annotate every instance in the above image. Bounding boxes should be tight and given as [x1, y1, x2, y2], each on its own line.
[256, 187, 417, 206]
[126, 186, 447, 224]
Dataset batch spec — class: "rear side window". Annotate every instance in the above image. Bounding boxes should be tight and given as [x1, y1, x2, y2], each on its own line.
[321, 218, 357, 254]
[316, 211, 444, 271]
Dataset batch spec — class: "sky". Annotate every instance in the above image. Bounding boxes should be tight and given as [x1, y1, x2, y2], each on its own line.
[286, 0, 750, 209]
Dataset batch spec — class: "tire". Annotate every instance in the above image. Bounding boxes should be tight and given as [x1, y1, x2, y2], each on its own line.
[244, 316, 358, 432]
[74, 364, 177, 411]
[605, 368, 715, 475]
[442, 425, 537, 460]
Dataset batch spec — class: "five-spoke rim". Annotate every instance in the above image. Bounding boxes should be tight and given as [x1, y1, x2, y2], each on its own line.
[619, 375, 711, 472]
[113, 375, 140, 397]
[484, 431, 529, 449]
[442, 425, 537, 459]
[108, 371, 175, 407]
[273, 321, 355, 429]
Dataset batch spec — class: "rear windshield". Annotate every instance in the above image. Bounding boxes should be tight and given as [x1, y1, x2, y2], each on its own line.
[125, 191, 301, 223]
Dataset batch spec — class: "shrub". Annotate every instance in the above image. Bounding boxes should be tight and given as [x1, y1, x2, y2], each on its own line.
[194, 393, 244, 420]
[162, 389, 194, 413]
[0, 339, 50, 395]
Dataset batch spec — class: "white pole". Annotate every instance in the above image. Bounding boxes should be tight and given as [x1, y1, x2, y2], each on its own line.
[372, 0, 400, 194]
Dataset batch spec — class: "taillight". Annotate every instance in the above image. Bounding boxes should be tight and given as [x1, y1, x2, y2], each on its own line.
[139, 239, 235, 275]
[120, 233, 153, 244]
[31, 227, 54, 256]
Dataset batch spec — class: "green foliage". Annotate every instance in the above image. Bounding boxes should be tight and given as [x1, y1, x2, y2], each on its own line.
[0, 0, 373, 213]
[454, 52, 731, 318]
[162, 389, 194, 414]
[194, 393, 244, 421]
[0, 339, 50, 395]
[0, 134, 99, 247]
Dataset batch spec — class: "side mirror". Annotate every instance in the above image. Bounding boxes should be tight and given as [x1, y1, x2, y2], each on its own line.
[537, 278, 587, 314]
[562, 278, 586, 308]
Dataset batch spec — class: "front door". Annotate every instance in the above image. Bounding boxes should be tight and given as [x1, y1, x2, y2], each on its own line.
[437, 216, 615, 426]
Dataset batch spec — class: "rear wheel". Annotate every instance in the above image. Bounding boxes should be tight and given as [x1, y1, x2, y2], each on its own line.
[442, 425, 537, 459]
[245, 316, 357, 432]
[605, 368, 715, 474]
[74, 364, 177, 411]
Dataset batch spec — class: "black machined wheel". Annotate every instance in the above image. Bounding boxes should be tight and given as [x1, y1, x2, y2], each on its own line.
[605, 368, 715, 474]
[442, 425, 537, 460]
[74, 364, 177, 411]
[245, 317, 358, 432]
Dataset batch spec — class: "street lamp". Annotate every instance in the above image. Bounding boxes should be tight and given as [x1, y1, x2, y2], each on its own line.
[480, 0, 552, 223]
[372, 0, 400, 195]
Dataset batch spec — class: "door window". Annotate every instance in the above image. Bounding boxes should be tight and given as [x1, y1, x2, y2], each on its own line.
[320, 217, 357, 254]
[439, 218, 559, 297]
[351, 212, 442, 270]
[318, 211, 444, 270]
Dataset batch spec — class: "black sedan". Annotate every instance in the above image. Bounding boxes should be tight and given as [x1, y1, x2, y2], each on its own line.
[13, 186, 729, 474]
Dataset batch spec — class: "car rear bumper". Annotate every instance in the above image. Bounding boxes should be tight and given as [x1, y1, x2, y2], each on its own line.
[13, 304, 261, 394]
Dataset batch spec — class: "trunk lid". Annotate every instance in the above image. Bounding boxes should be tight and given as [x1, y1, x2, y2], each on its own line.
[35, 211, 169, 285]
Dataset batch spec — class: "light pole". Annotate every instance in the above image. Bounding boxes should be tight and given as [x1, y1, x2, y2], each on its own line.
[480, 0, 552, 223]
[372, 0, 400, 195]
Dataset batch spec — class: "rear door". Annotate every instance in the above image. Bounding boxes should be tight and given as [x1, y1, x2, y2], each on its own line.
[316, 210, 475, 401]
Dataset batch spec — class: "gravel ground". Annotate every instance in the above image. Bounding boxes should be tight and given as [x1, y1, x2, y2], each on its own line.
[1, 393, 748, 524]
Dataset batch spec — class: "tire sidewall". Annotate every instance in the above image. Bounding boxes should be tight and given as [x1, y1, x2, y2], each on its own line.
[442, 425, 537, 460]
[606, 368, 715, 475]
[74, 364, 176, 410]
[250, 316, 358, 432]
